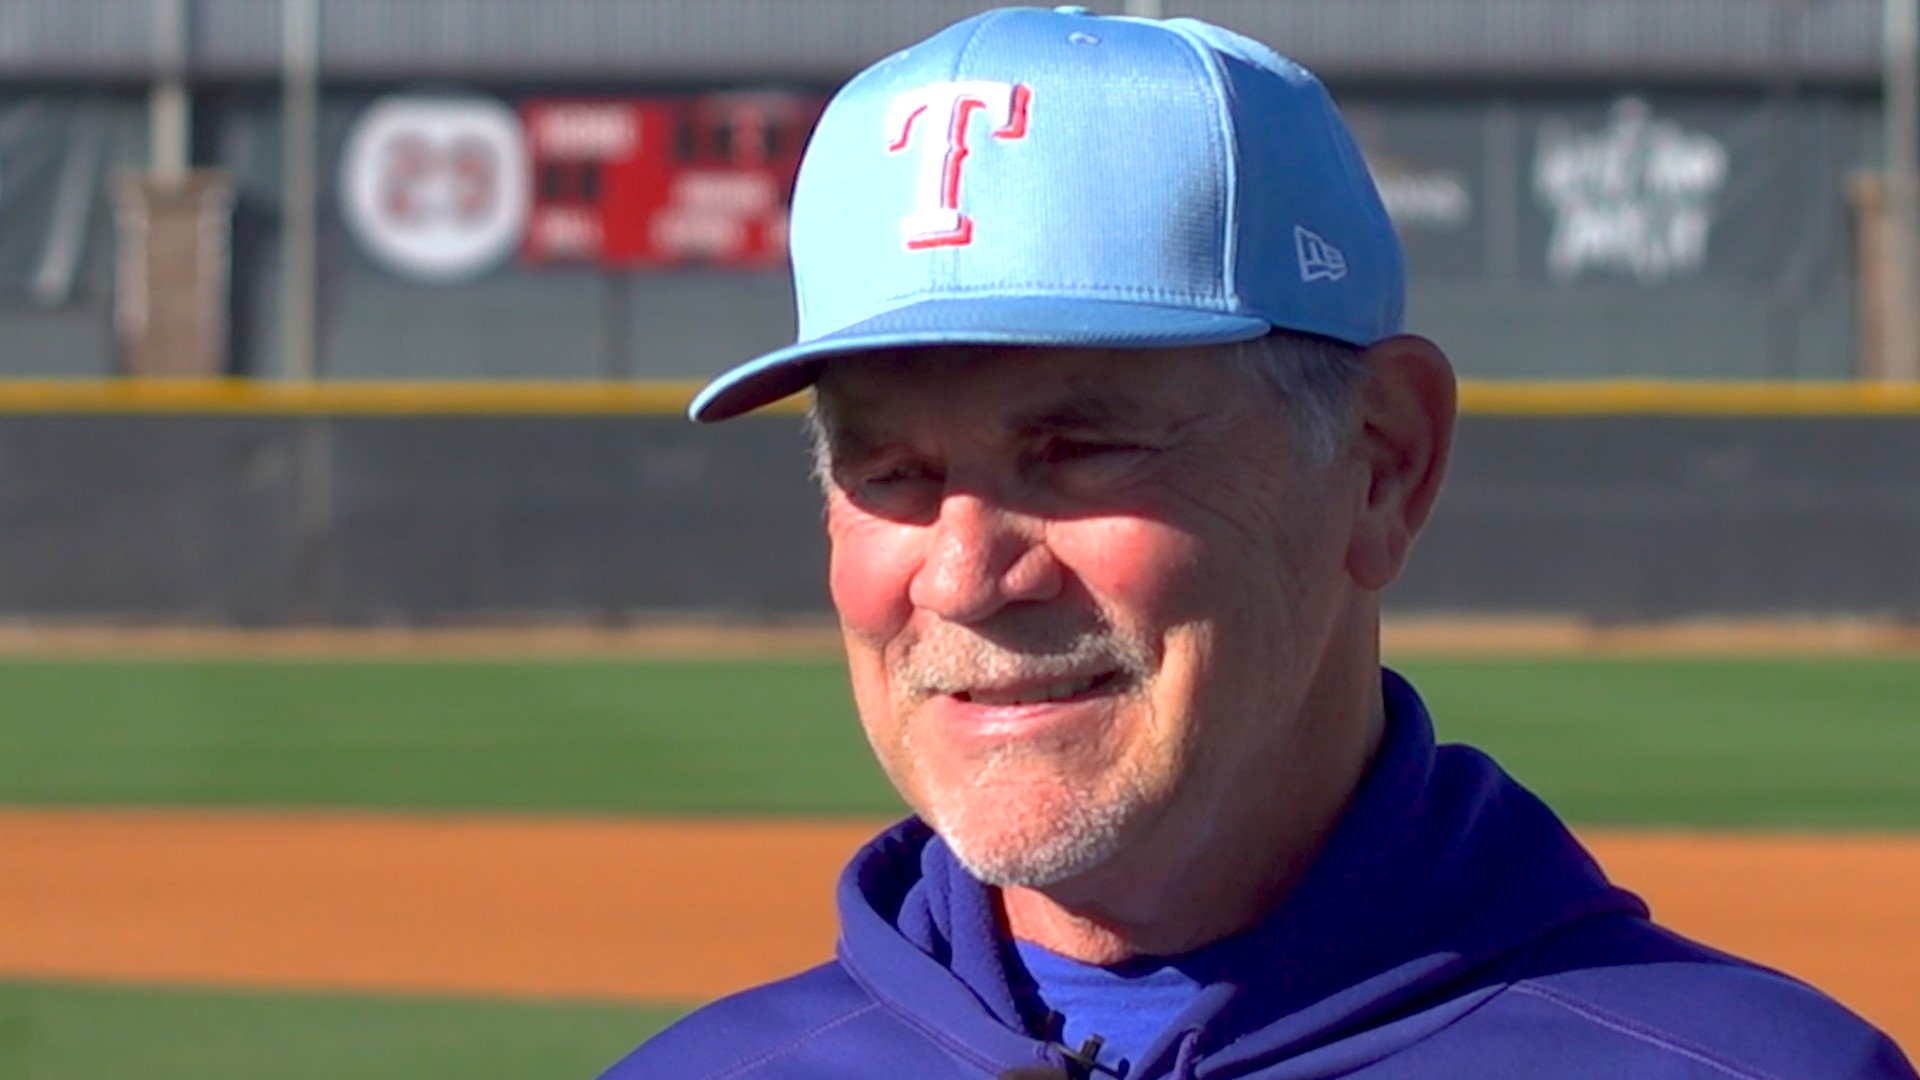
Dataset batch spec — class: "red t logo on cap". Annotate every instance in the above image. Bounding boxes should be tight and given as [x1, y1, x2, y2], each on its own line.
[886, 81, 1032, 250]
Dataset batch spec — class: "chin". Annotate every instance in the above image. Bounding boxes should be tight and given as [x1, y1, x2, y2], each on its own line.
[926, 777, 1146, 889]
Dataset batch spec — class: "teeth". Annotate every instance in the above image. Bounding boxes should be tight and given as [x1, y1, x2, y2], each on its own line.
[962, 674, 1103, 706]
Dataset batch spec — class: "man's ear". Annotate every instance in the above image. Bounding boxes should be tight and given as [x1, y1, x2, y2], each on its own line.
[1344, 335, 1457, 591]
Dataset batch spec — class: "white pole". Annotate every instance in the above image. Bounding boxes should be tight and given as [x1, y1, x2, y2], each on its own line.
[1884, 0, 1920, 380]
[281, 0, 320, 382]
[150, 0, 189, 186]
[282, 0, 333, 614]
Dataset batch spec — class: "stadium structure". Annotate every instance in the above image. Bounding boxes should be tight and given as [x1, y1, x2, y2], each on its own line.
[0, 0, 1915, 623]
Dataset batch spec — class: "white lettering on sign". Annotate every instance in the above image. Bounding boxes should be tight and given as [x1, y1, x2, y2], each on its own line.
[532, 105, 639, 160]
[1534, 98, 1728, 283]
[646, 171, 779, 260]
[651, 209, 747, 257]
[340, 95, 530, 282]
[532, 208, 602, 258]
[1375, 171, 1473, 230]
[673, 172, 776, 214]
[884, 81, 1031, 249]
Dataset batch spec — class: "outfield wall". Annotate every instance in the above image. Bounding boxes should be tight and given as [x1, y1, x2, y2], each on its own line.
[0, 84, 1874, 385]
[0, 395, 1915, 623]
[1404, 414, 1920, 619]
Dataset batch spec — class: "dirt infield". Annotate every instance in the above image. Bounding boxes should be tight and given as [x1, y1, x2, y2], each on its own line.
[3, 616, 1920, 657]
[3, 811, 1915, 1051]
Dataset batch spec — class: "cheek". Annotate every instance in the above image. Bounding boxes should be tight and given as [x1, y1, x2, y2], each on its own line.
[826, 505, 920, 644]
[827, 510, 920, 773]
[1054, 517, 1204, 628]
[1062, 513, 1286, 734]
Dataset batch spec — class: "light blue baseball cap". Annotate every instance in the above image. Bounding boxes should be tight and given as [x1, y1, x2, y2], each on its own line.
[688, 5, 1403, 422]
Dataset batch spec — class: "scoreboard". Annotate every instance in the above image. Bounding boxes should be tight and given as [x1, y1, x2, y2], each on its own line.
[522, 93, 817, 269]
[341, 91, 822, 281]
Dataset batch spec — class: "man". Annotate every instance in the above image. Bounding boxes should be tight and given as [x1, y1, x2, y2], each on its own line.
[604, 8, 1915, 1079]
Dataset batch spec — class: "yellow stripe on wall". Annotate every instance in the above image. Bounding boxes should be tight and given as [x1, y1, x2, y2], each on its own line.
[0, 379, 1916, 416]
[1460, 380, 1920, 416]
[0, 380, 745, 416]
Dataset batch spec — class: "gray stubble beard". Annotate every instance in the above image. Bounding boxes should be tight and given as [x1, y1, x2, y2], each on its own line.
[932, 743, 1155, 888]
[891, 614, 1160, 889]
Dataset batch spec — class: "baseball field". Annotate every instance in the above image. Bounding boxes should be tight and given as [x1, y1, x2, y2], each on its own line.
[3, 635, 1917, 1077]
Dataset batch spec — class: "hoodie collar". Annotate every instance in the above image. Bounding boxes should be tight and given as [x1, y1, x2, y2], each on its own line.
[834, 669, 1646, 1076]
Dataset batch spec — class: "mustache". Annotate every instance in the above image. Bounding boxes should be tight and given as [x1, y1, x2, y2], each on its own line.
[891, 612, 1155, 698]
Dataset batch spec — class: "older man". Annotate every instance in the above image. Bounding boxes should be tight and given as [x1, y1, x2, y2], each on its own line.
[603, 8, 1914, 1079]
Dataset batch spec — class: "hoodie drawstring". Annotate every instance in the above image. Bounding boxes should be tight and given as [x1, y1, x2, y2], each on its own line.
[999, 1024, 1201, 1080]
[1170, 1029, 1203, 1079]
[998, 1012, 1130, 1079]
[997, 1037, 1121, 1080]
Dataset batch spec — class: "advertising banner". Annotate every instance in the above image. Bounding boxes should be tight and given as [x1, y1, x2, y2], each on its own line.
[1517, 96, 1847, 288]
[1345, 103, 1488, 279]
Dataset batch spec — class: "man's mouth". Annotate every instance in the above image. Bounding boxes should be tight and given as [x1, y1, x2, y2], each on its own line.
[951, 671, 1121, 706]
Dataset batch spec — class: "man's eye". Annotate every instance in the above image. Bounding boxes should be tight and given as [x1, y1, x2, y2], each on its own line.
[1039, 439, 1150, 465]
[838, 463, 942, 515]
[857, 465, 937, 488]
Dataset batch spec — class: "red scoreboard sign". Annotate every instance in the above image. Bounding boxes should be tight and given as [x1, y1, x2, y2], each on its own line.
[520, 93, 822, 269]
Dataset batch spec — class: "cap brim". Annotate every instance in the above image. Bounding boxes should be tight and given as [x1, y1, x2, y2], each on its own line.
[687, 296, 1273, 422]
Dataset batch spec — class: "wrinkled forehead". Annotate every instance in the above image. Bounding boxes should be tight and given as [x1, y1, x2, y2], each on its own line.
[812, 344, 1245, 444]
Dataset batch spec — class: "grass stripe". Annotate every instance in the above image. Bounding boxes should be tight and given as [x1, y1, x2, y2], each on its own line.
[0, 980, 682, 1080]
[0, 656, 1913, 826]
[0, 657, 897, 816]
[1397, 657, 1920, 826]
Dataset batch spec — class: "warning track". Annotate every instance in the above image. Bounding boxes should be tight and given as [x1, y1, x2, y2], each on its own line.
[2, 810, 1915, 1050]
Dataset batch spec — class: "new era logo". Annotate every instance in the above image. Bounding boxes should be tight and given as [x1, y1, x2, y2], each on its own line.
[1295, 226, 1348, 283]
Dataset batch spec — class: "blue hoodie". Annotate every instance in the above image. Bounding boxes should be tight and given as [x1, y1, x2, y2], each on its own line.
[604, 672, 1915, 1079]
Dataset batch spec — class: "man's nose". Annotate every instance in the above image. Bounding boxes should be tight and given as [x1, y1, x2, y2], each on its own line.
[908, 492, 1061, 623]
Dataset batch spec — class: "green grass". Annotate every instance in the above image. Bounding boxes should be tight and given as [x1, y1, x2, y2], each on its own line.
[0, 655, 1915, 826]
[1397, 656, 1920, 827]
[0, 658, 899, 815]
[0, 981, 682, 1080]
[0, 655, 1914, 1077]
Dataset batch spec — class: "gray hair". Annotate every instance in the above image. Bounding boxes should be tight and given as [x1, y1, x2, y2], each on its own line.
[805, 331, 1371, 489]
[1225, 330, 1372, 467]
